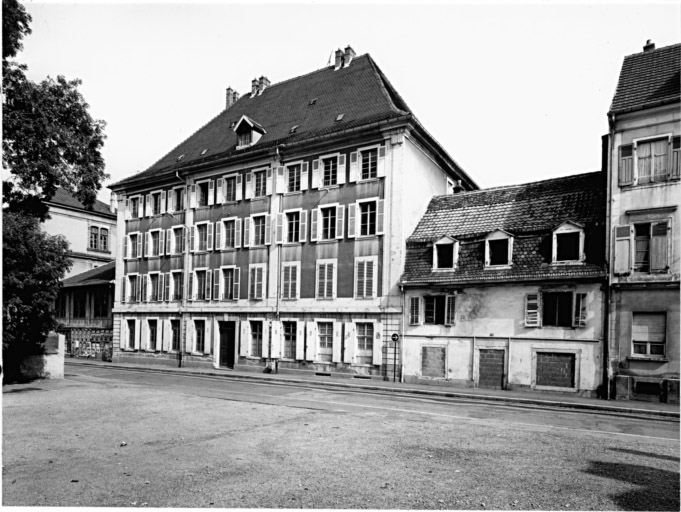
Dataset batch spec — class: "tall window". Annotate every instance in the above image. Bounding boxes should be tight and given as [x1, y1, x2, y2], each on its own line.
[173, 188, 184, 212]
[173, 227, 184, 254]
[253, 216, 266, 245]
[129, 233, 139, 258]
[196, 224, 208, 251]
[89, 227, 109, 251]
[321, 206, 336, 240]
[73, 290, 87, 318]
[223, 268, 236, 300]
[130, 197, 140, 218]
[316, 260, 335, 299]
[151, 192, 162, 215]
[542, 292, 573, 327]
[238, 130, 252, 148]
[287, 164, 301, 192]
[148, 319, 158, 350]
[250, 321, 262, 357]
[172, 272, 183, 300]
[127, 275, 139, 302]
[224, 219, 236, 249]
[149, 274, 160, 301]
[286, 211, 300, 243]
[150, 231, 160, 256]
[355, 257, 377, 299]
[281, 263, 299, 300]
[195, 270, 207, 300]
[356, 323, 374, 350]
[249, 265, 265, 300]
[632, 313, 666, 357]
[171, 319, 180, 351]
[89, 227, 99, 250]
[318, 322, 333, 362]
[195, 320, 205, 353]
[322, 157, 338, 187]
[424, 295, 455, 325]
[99, 228, 108, 251]
[253, 170, 266, 198]
[283, 321, 296, 359]
[93, 289, 108, 318]
[127, 319, 136, 349]
[197, 182, 210, 207]
[360, 148, 378, 180]
[224, 176, 237, 202]
[359, 201, 377, 236]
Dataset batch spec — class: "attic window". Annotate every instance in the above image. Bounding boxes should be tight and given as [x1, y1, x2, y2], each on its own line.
[552, 222, 585, 264]
[176, 154, 185, 162]
[229, 121, 236, 129]
[309, 98, 317, 106]
[290, 125, 299, 134]
[335, 114, 345, 122]
[485, 230, 513, 268]
[432, 237, 459, 271]
[200, 149, 208, 156]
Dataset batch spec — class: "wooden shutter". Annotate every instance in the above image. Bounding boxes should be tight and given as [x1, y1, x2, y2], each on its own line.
[243, 217, 251, 247]
[270, 321, 282, 358]
[215, 222, 222, 250]
[310, 208, 319, 242]
[299, 210, 308, 243]
[614, 224, 633, 275]
[276, 213, 284, 244]
[276, 166, 285, 193]
[650, 221, 669, 272]
[573, 292, 588, 327]
[213, 269, 220, 300]
[266, 168, 273, 196]
[245, 172, 253, 199]
[204, 321, 212, 355]
[159, 191, 166, 214]
[301, 162, 309, 191]
[292, 264, 300, 299]
[164, 272, 170, 301]
[136, 235, 142, 260]
[337, 154, 346, 185]
[159, 230, 165, 256]
[188, 272, 194, 301]
[135, 276, 142, 302]
[216, 178, 224, 204]
[264, 215, 272, 245]
[671, 136, 680, 180]
[445, 295, 456, 325]
[261, 321, 270, 359]
[349, 151, 358, 182]
[328, 262, 336, 299]
[356, 260, 366, 298]
[158, 274, 164, 302]
[190, 184, 197, 208]
[143, 232, 150, 257]
[524, 293, 541, 327]
[166, 228, 172, 254]
[305, 321, 318, 361]
[377, 146, 386, 177]
[124, 198, 131, 220]
[123, 236, 128, 259]
[316, 263, 324, 299]
[376, 200, 385, 235]
[185, 320, 194, 353]
[372, 322, 383, 366]
[207, 180, 215, 206]
[235, 219, 242, 248]
[409, 297, 420, 325]
[336, 205, 345, 239]
[120, 277, 126, 303]
[296, 321, 306, 360]
[134, 319, 141, 350]
[312, 159, 320, 188]
[239, 321, 250, 357]
[332, 322, 342, 362]
[619, 145, 634, 186]
[189, 226, 195, 253]
[233, 267, 240, 300]
[161, 320, 170, 352]
[347, 203, 357, 238]
[282, 265, 291, 299]
[207, 223, 214, 251]
[205, 271, 212, 301]
[168, 189, 175, 213]
[235, 174, 243, 201]
[343, 322, 356, 363]
[146, 194, 152, 217]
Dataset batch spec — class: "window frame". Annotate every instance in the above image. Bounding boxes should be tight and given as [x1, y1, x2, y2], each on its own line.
[170, 186, 185, 212]
[252, 168, 268, 198]
[170, 270, 183, 301]
[248, 263, 267, 300]
[285, 161, 303, 193]
[422, 294, 456, 326]
[316, 258, 337, 300]
[358, 144, 380, 182]
[631, 312, 667, 359]
[219, 216, 241, 250]
[126, 272, 141, 303]
[354, 255, 378, 299]
[524, 290, 588, 328]
[250, 214, 268, 246]
[619, 133, 675, 187]
[192, 268, 210, 301]
[484, 230, 513, 269]
[146, 271, 163, 302]
[356, 197, 379, 238]
[432, 237, 459, 271]
[321, 153, 339, 187]
[219, 265, 240, 301]
[146, 317, 160, 352]
[551, 222, 585, 265]
[128, 195, 143, 220]
[281, 261, 301, 300]
[149, 189, 164, 216]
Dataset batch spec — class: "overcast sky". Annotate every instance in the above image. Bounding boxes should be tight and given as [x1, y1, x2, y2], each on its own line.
[15, 1, 681, 202]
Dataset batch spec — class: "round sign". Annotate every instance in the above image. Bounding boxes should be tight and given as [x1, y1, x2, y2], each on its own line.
[391, 333, 400, 342]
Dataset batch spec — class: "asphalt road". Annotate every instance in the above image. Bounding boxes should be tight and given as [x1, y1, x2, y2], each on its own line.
[3, 365, 679, 509]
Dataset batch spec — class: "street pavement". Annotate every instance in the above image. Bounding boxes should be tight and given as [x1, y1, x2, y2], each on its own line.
[65, 358, 680, 419]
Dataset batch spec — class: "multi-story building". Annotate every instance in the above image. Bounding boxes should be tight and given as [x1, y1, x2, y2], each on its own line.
[400, 172, 607, 396]
[109, 47, 476, 377]
[43, 188, 117, 278]
[605, 41, 680, 403]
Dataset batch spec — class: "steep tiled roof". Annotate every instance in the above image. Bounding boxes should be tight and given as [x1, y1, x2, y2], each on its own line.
[113, 54, 411, 189]
[62, 261, 115, 288]
[609, 43, 681, 115]
[401, 172, 607, 286]
[47, 188, 113, 217]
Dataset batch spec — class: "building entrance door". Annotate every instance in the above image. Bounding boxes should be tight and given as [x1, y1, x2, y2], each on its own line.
[219, 321, 236, 368]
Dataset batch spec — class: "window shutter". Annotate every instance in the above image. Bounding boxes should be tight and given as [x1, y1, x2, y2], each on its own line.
[312, 159, 320, 188]
[293, 264, 300, 299]
[190, 184, 197, 208]
[266, 168, 273, 196]
[166, 228, 172, 254]
[146, 194, 152, 217]
[329, 262, 336, 299]
[282, 265, 291, 299]
[134, 319, 141, 350]
[337, 154, 346, 185]
[301, 162, 309, 191]
[216, 178, 224, 204]
[123, 236, 128, 259]
[213, 269, 220, 300]
[276, 213, 284, 244]
[332, 322, 342, 363]
[316, 263, 324, 299]
[376, 200, 385, 235]
[243, 217, 251, 247]
[164, 272, 170, 301]
[188, 272, 194, 301]
[671, 137, 680, 180]
[270, 321, 282, 359]
[189, 226, 195, 253]
[233, 267, 240, 300]
[245, 172, 253, 199]
[158, 274, 164, 302]
[207, 222, 214, 251]
[356, 260, 365, 298]
[372, 322, 383, 366]
[205, 271, 212, 301]
[178, 272, 184, 300]
[136, 276, 142, 302]
[343, 322, 356, 363]
[377, 146, 386, 177]
[161, 320, 170, 352]
[276, 166, 285, 193]
[524, 293, 540, 327]
[261, 321, 270, 359]
[215, 222, 222, 250]
[125, 198, 131, 220]
[296, 321, 306, 360]
[619, 145, 634, 186]
[614, 224, 633, 275]
[144, 232, 150, 258]
[349, 151, 358, 182]
[160, 191, 167, 214]
[159, 230, 165, 256]
[136, 235, 142, 260]
[235, 174, 243, 201]
[265, 214, 272, 245]
[650, 221, 669, 272]
[235, 219, 242, 248]
[367, 258, 376, 298]
[347, 203, 357, 238]
[140, 321, 148, 350]
[305, 321, 318, 361]
[239, 320, 250, 357]
[186, 320, 194, 353]
[336, 205, 345, 239]
[249, 267, 256, 299]
[299, 210, 308, 243]
[310, 208, 319, 242]
[207, 180, 215, 206]
[409, 297, 420, 325]
[573, 292, 588, 328]
[120, 277, 126, 303]
[445, 295, 456, 325]
[168, 190, 175, 212]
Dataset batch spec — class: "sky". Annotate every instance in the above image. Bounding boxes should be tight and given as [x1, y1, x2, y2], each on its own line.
[14, 0, 681, 203]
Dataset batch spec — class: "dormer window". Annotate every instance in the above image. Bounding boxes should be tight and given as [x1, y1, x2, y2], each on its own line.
[485, 230, 513, 268]
[234, 115, 265, 150]
[552, 222, 585, 264]
[433, 237, 459, 271]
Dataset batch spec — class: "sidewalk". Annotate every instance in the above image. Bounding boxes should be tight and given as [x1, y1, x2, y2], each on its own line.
[65, 358, 680, 419]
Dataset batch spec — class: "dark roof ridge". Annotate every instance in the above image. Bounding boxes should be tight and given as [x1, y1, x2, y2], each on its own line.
[622, 41, 681, 59]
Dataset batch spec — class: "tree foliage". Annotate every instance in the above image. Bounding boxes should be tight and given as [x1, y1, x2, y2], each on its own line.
[2, 0, 108, 215]
[3, 212, 72, 380]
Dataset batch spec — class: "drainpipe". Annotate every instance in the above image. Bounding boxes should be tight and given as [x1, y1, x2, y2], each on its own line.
[399, 283, 406, 383]
[605, 115, 615, 400]
[175, 170, 191, 368]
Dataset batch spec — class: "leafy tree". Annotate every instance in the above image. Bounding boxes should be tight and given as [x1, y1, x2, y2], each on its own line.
[2, 0, 108, 216]
[3, 212, 72, 382]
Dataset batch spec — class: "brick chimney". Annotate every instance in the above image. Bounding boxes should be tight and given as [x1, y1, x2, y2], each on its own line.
[258, 76, 270, 95]
[643, 39, 656, 52]
[225, 87, 240, 109]
[453, 180, 464, 194]
[343, 45, 356, 67]
[251, 78, 259, 97]
[334, 48, 344, 70]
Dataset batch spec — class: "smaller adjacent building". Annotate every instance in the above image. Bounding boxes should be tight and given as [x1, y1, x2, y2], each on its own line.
[43, 188, 117, 278]
[400, 172, 607, 397]
[56, 261, 115, 359]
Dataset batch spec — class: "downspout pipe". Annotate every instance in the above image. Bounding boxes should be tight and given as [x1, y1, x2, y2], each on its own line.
[604, 114, 616, 400]
[399, 283, 406, 383]
[175, 170, 190, 368]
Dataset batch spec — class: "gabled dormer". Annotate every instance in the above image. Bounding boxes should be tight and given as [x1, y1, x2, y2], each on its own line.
[432, 236, 459, 271]
[484, 229, 513, 269]
[552, 221, 585, 264]
[234, 115, 266, 150]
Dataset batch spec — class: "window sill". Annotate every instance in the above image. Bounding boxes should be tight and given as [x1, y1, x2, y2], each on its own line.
[357, 177, 381, 183]
[283, 242, 302, 246]
[432, 267, 456, 272]
[280, 298, 299, 301]
[284, 191, 303, 196]
[250, 196, 267, 202]
[316, 239, 339, 244]
[221, 248, 238, 252]
[551, 260, 585, 266]
[355, 235, 380, 240]
[315, 297, 336, 301]
[87, 248, 112, 254]
[621, 179, 679, 190]
[318, 184, 340, 190]
[627, 356, 669, 363]
[484, 265, 512, 270]
[193, 205, 210, 210]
